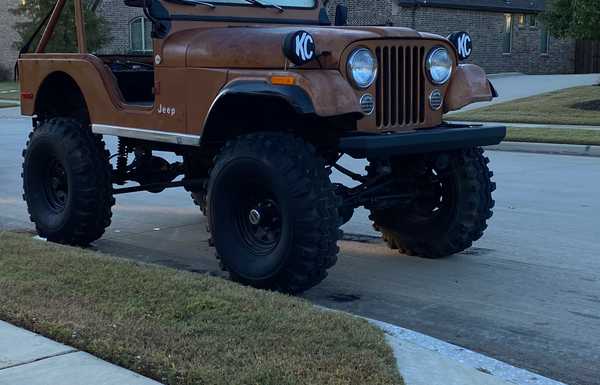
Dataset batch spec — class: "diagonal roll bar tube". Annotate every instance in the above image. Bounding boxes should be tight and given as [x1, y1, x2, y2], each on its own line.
[36, 0, 66, 53]
[35, 0, 87, 54]
[74, 0, 87, 53]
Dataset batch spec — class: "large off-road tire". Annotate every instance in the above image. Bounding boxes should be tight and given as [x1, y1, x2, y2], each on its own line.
[22, 118, 115, 246]
[207, 133, 341, 294]
[369, 147, 495, 258]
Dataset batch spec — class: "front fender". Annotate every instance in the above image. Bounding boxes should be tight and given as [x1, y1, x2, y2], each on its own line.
[203, 70, 362, 131]
[294, 71, 362, 117]
[208, 80, 316, 118]
[444, 64, 495, 113]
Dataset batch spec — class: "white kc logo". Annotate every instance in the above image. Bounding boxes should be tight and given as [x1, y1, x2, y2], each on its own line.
[295, 32, 314, 62]
[457, 34, 472, 58]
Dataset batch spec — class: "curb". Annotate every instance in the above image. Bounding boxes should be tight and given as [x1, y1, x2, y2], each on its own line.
[449, 120, 600, 131]
[342, 232, 380, 243]
[487, 72, 524, 79]
[486, 141, 600, 157]
[317, 305, 566, 385]
[368, 318, 567, 385]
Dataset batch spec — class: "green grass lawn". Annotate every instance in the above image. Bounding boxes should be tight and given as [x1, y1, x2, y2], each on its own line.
[448, 86, 600, 126]
[506, 127, 600, 146]
[0, 81, 19, 100]
[0, 231, 402, 385]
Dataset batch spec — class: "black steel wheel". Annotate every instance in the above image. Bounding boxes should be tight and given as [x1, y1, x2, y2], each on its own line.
[207, 133, 341, 294]
[22, 118, 115, 246]
[369, 148, 496, 258]
[43, 158, 69, 212]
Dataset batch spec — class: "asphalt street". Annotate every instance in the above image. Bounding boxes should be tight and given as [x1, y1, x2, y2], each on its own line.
[1, 107, 599, 385]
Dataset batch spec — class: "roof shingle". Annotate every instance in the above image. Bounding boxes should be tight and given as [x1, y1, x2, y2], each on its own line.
[397, 0, 545, 13]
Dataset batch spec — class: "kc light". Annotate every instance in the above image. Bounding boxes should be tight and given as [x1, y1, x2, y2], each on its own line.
[426, 47, 453, 85]
[347, 48, 378, 89]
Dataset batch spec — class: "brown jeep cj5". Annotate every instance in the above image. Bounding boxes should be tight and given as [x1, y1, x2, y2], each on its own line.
[18, 0, 505, 293]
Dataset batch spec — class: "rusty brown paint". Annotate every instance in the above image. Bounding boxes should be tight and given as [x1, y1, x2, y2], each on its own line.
[444, 64, 494, 112]
[20, 0, 493, 138]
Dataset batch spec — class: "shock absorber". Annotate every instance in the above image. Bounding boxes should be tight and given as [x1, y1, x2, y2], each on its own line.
[115, 138, 129, 185]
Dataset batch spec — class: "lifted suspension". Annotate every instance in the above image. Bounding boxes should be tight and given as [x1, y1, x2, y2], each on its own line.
[112, 179, 205, 195]
[111, 139, 205, 195]
[332, 161, 414, 211]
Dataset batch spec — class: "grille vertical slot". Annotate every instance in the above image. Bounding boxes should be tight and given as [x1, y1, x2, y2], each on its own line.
[419, 46, 426, 123]
[390, 47, 397, 126]
[382, 47, 390, 127]
[405, 46, 412, 125]
[375, 47, 382, 127]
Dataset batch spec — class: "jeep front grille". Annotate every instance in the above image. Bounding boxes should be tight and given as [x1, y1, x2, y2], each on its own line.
[375, 45, 426, 129]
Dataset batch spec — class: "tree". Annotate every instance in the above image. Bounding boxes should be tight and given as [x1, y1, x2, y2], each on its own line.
[11, 0, 111, 53]
[542, 0, 600, 41]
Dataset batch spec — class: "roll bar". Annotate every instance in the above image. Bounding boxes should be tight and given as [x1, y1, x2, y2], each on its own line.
[36, 0, 87, 54]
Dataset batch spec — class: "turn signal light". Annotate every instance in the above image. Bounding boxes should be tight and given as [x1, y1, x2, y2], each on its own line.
[271, 76, 296, 86]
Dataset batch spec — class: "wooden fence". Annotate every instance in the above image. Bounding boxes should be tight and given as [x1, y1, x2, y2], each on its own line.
[575, 40, 600, 74]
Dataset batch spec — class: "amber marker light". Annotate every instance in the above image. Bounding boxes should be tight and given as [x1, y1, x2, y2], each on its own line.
[271, 76, 296, 86]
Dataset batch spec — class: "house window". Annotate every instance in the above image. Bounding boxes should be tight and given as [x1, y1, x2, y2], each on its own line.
[503, 14, 514, 54]
[129, 17, 152, 53]
[541, 28, 550, 54]
[528, 14, 537, 27]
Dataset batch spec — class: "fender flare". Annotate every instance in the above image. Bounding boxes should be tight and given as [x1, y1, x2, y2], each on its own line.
[202, 80, 315, 131]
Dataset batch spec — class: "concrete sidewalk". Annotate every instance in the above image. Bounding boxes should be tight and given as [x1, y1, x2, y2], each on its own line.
[0, 321, 161, 385]
[1, 317, 565, 385]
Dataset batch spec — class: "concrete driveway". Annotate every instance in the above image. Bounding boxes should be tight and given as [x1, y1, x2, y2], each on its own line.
[456, 73, 600, 111]
[1, 107, 599, 385]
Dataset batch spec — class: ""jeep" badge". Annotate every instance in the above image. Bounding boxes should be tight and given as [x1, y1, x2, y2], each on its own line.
[157, 104, 176, 117]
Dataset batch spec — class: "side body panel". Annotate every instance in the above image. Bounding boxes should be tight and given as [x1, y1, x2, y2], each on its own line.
[185, 68, 229, 135]
[19, 54, 227, 136]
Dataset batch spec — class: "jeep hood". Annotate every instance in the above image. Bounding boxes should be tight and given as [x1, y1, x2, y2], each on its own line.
[161, 26, 444, 69]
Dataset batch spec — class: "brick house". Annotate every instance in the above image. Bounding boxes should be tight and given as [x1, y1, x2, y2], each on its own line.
[326, 0, 574, 74]
[0, 0, 24, 79]
[95, 0, 146, 55]
[0, 0, 575, 78]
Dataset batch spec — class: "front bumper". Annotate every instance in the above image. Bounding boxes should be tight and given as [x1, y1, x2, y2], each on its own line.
[339, 123, 507, 159]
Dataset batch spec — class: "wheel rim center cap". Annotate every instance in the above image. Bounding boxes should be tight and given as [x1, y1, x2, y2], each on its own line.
[249, 209, 262, 225]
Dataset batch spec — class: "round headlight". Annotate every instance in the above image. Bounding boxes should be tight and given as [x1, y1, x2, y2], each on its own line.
[426, 47, 453, 85]
[347, 48, 378, 89]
